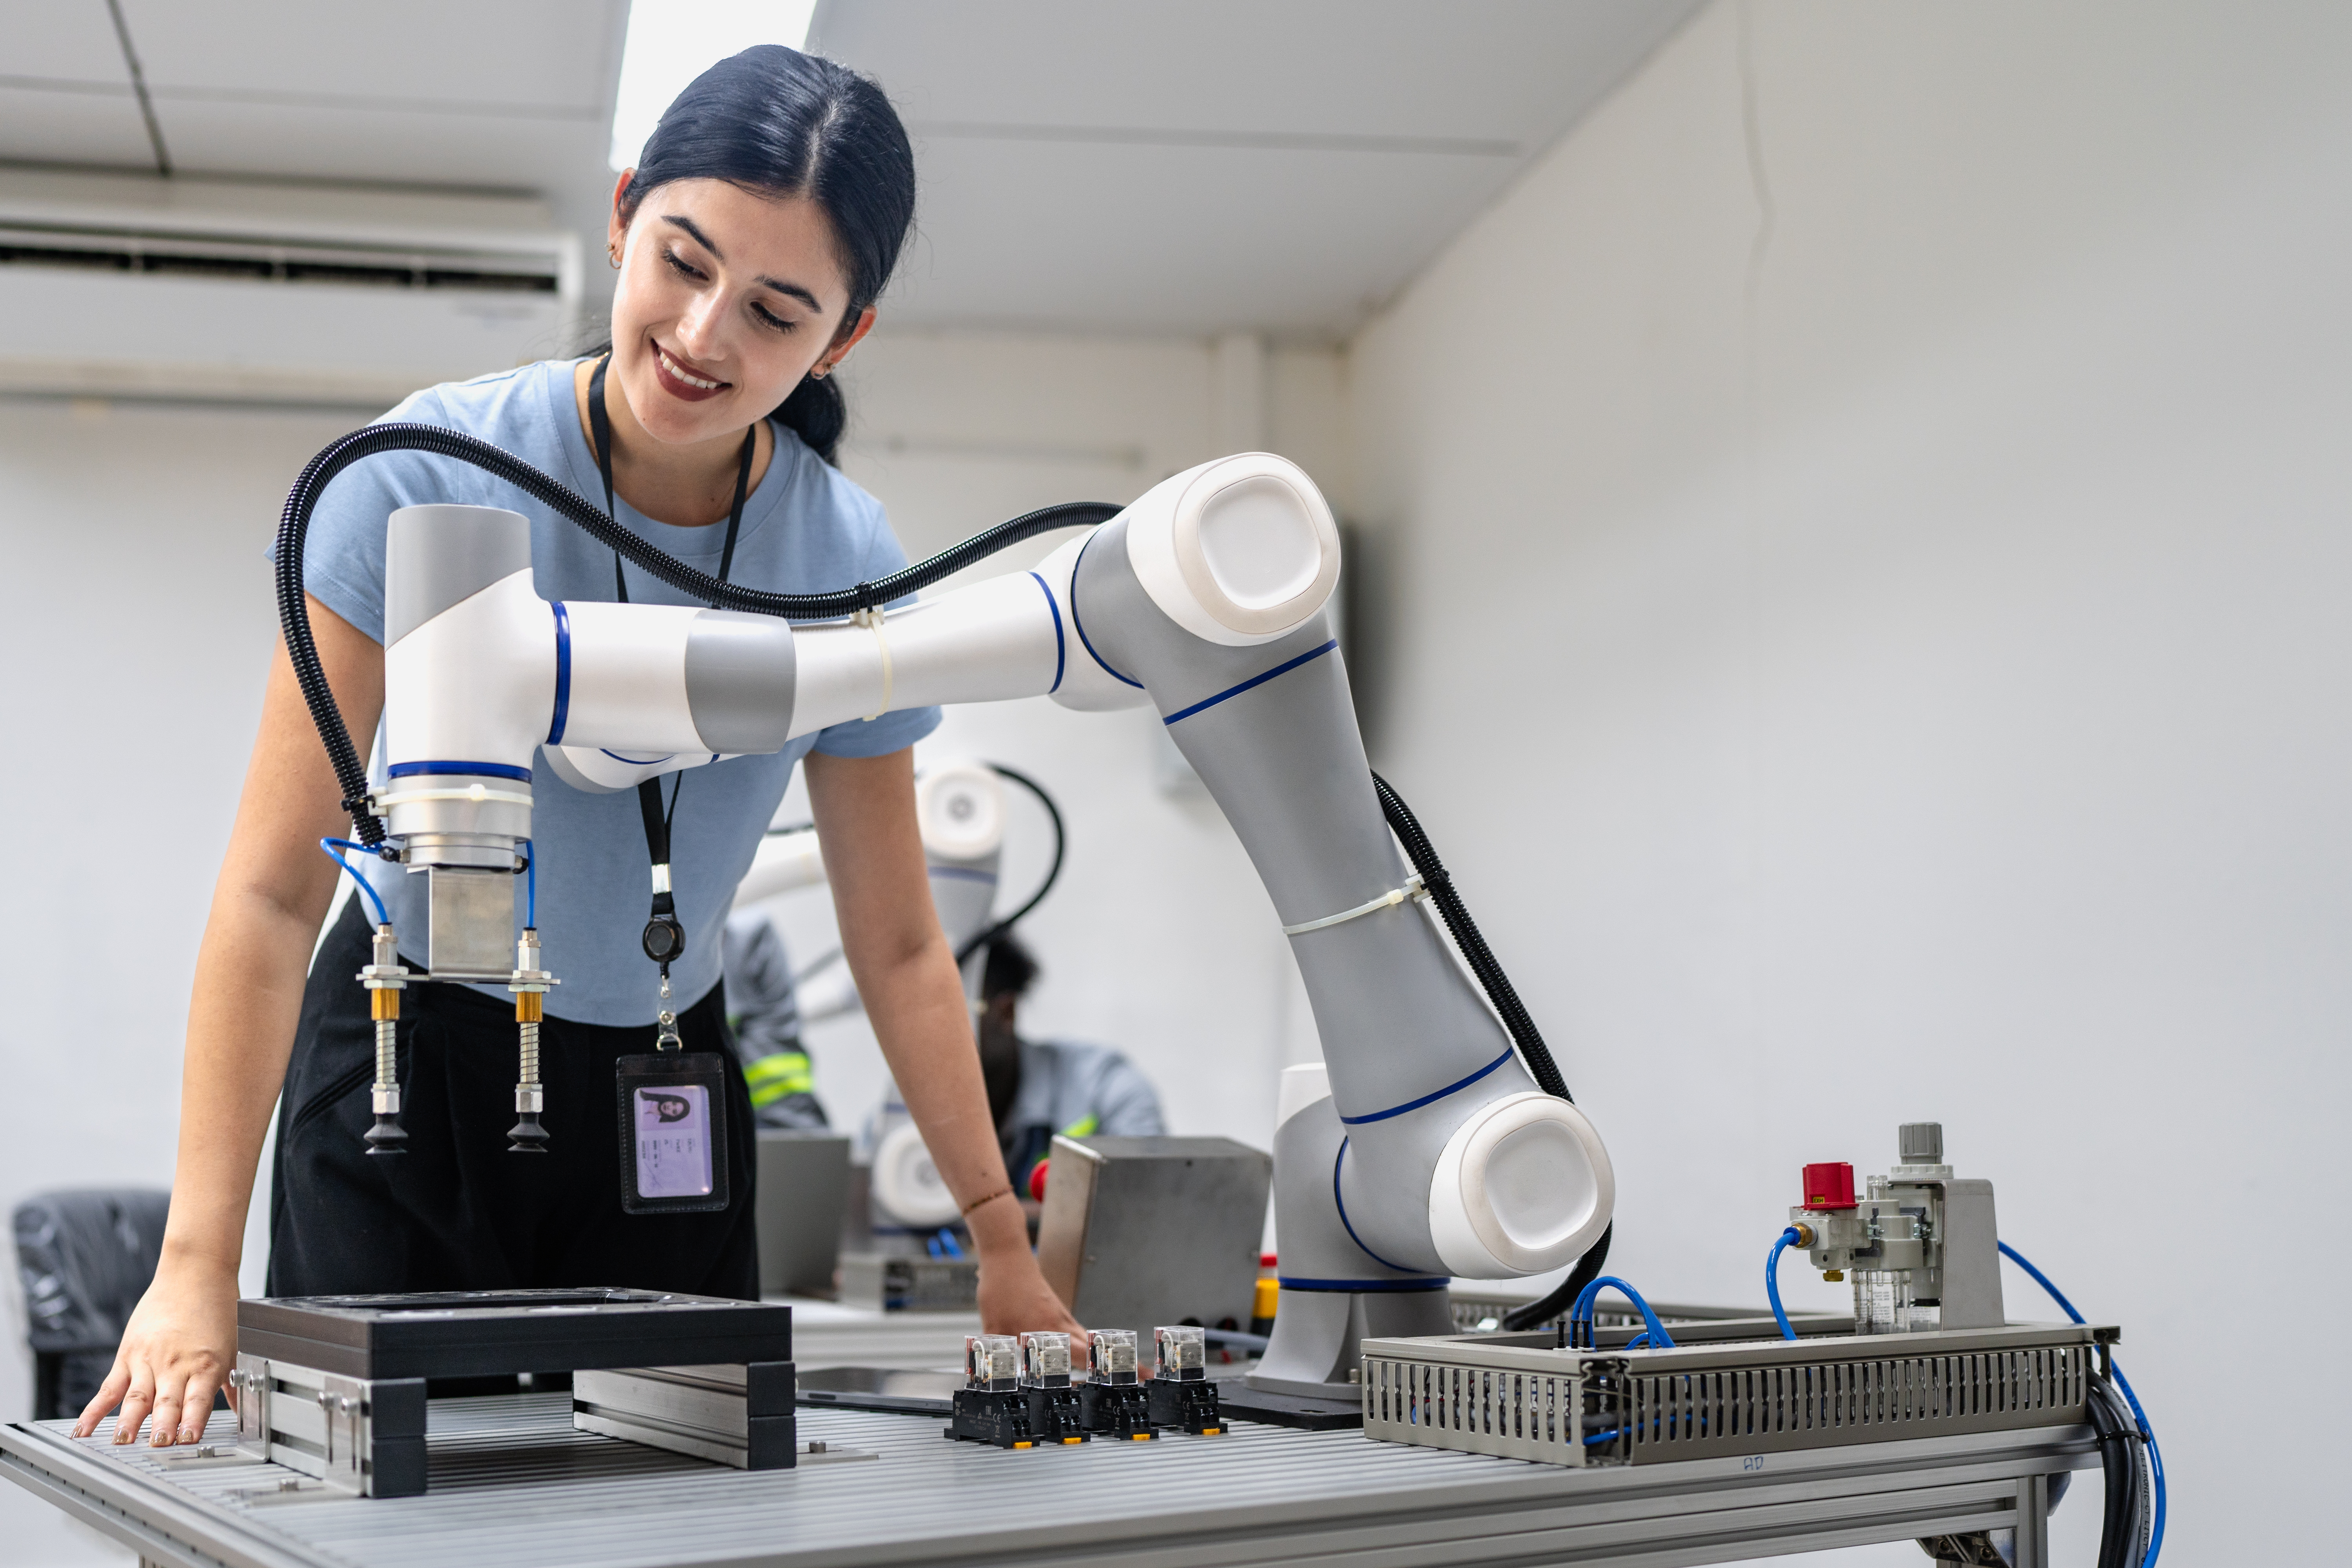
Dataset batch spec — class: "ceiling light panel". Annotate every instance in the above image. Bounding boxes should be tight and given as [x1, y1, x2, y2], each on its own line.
[610, 0, 820, 170]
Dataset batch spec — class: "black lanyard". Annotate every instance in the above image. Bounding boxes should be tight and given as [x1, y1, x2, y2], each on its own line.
[586, 354, 756, 1001]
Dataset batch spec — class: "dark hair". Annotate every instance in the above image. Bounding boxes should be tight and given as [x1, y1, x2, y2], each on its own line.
[981, 933, 1040, 1003]
[612, 45, 914, 465]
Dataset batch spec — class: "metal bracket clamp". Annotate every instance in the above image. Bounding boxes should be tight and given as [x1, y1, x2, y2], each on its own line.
[572, 1361, 798, 1469]
[229, 1352, 428, 1497]
[228, 1362, 270, 1455]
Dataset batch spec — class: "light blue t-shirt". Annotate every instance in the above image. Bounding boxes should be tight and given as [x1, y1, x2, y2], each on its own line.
[296, 358, 939, 1025]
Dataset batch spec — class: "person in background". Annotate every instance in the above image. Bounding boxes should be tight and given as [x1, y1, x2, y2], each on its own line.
[720, 908, 829, 1130]
[978, 934, 1165, 1198]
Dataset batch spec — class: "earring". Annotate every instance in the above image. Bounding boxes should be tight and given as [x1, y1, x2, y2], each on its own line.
[607, 247, 621, 269]
[810, 363, 830, 380]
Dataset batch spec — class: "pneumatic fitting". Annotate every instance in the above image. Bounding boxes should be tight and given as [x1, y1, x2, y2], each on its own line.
[358, 924, 410, 1155]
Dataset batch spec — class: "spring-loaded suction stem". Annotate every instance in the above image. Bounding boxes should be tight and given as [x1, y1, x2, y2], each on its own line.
[359, 924, 409, 1154]
[508, 928, 554, 1152]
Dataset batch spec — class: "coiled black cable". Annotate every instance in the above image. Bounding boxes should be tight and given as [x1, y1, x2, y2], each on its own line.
[1365, 770, 1611, 1332]
[765, 763, 1067, 991]
[274, 421, 1118, 843]
[954, 763, 1066, 966]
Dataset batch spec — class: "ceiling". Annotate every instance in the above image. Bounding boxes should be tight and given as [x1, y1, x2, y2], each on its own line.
[809, 0, 1706, 338]
[0, 1, 630, 251]
[0, 0, 1702, 341]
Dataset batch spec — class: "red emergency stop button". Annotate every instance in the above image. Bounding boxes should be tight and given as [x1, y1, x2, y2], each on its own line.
[1802, 1161, 1857, 1210]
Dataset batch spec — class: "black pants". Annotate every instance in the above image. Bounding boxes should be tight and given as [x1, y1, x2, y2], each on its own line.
[269, 900, 757, 1299]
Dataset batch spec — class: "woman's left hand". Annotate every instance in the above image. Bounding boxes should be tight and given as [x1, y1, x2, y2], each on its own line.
[975, 1243, 1087, 1344]
[965, 1188, 1085, 1343]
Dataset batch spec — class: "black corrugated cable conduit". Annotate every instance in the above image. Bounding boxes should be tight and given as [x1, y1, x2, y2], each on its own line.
[1367, 770, 1612, 1332]
[274, 422, 1118, 845]
[2085, 1381, 2134, 1568]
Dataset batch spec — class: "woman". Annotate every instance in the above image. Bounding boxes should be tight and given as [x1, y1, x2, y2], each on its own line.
[77, 45, 1082, 1450]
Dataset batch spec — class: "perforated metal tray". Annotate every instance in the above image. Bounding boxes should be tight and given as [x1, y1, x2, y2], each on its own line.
[1363, 1321, 2111, 1467]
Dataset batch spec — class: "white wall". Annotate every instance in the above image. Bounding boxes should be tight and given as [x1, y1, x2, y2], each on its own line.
[0, 397, 356, 1564]
[1345, 1, 2350, 1561]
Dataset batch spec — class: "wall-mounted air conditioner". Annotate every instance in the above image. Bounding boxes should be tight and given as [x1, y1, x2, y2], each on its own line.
[0, 168, 582, 408]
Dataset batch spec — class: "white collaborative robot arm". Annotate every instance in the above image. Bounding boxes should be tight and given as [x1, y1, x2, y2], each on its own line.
[324, 445, 1610, 1390]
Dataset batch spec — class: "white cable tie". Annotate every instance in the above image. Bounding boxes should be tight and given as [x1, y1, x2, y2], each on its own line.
[1281, 874, 1427, 937]
[853, 606, 893, 720]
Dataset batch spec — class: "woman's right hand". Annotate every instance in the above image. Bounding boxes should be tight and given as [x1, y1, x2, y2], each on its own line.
[73, 1250, 241, 1447]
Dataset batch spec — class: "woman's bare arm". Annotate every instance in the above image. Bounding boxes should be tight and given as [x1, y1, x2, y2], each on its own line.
[75, 598, 383, 1446]
[804, 748, 1084, 1339]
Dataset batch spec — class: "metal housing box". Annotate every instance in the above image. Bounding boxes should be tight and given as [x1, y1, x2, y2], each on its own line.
[1035, 1135, 1271, 1339]
[755, 1132, 852, 1298]
[423, 866, 515, 979]
[837, 1252, 979, 1312]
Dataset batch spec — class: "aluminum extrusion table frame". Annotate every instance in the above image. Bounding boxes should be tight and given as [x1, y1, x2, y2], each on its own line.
[2, 1392, 2095, 1568]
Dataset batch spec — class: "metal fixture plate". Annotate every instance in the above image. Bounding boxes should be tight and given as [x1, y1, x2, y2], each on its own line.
[1445, 1296, 1847, 1335]
[233, 1353, 798, 1494]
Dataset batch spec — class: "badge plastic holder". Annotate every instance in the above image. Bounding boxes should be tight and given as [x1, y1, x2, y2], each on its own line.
[615, 1051, 731, 1214]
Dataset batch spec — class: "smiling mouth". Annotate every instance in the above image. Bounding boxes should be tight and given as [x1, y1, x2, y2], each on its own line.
[654, 342, 728, 392]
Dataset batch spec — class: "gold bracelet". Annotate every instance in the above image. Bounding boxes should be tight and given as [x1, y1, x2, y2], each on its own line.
[958, 1187, 1014, 1219]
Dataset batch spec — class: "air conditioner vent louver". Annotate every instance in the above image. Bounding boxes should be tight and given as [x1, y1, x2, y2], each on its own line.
[0, 224, 561, 294]
[0, 169, 580, 407]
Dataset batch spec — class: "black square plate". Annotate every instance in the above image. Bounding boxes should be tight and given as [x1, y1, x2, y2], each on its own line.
[238, 1289, 792, 1380]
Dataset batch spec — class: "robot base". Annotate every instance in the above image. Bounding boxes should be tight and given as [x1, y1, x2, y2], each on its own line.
[1246, 1285, 1456, 1400]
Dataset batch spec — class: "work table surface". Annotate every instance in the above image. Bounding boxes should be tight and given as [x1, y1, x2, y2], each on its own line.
[1, 1388, 2096, 1568]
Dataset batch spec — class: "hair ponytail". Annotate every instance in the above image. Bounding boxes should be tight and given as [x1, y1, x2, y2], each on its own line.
[772, 368, 848, 466]
[613, 45, 914, 466]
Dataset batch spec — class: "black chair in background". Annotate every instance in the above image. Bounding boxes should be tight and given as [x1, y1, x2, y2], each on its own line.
[12, 1189, 171, 1421]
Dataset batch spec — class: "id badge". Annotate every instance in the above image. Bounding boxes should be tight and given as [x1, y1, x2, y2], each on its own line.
[615, 1053, 731, 1214]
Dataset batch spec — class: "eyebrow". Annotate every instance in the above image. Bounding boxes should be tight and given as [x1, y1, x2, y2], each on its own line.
[660, 215, 824, 312]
